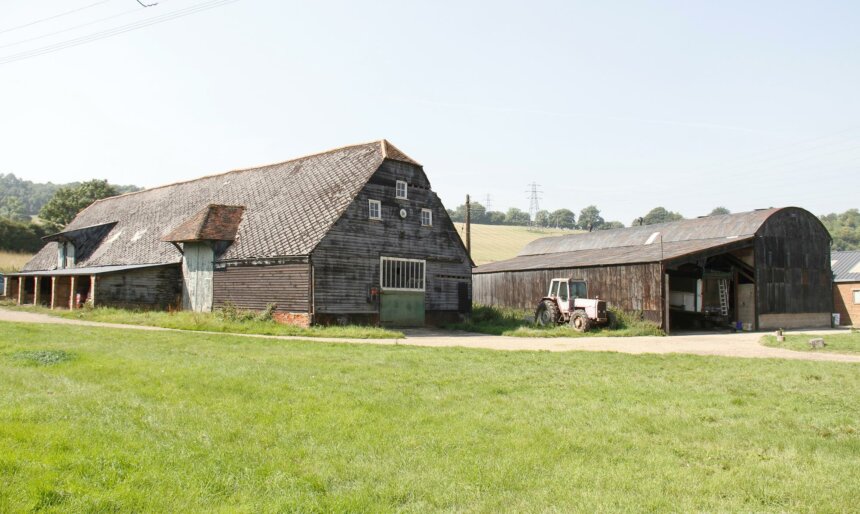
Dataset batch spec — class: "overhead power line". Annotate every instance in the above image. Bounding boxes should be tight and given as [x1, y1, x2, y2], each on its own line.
[0, 0, 114, 36]
[0, 0, 239, 66]
[0, 1, 176, 51]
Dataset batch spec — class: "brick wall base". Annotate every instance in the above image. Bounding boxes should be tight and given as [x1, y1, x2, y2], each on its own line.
[758, 312, 832, 330]
[273, 312, 311, 328]
[834, 282, 859, 326]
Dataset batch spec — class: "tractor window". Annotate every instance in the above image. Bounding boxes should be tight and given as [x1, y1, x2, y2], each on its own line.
[571, 281, 587, 299]
[558, 282, 569, 302]
[549, 281, 559, 297]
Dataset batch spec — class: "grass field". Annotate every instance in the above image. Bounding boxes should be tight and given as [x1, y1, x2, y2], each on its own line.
[762, 330, 860, 354]
[0, 304, 402, 339]
[0, 251, 31, 273]
[452, 223, 578, 264]
[2, 322, 859, 511]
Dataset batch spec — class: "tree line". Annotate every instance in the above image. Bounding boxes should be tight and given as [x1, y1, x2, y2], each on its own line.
[0, 178, 137, 253]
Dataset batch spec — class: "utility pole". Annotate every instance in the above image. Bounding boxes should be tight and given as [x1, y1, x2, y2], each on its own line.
[525, 182, 543, 226]
[465, 194, 471, 257]
[484, 194, 492, 212]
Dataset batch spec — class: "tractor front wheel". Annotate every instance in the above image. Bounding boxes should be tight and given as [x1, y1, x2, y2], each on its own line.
[535, 300, 560, 326]
[570, 310, 592, 332]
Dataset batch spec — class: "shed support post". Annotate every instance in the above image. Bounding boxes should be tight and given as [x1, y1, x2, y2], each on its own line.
[663, 270, 670, 335]
[69, 276, 76, 309]
[33, 277, 40, 306]
[89, 275, 97, 307]
[50, 277, 56, 310]
[17, 277, 24, 305]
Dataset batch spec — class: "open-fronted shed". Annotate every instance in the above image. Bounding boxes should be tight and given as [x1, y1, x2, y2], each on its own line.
[4, 141, 472, 326]
[474, 207, 832, 332]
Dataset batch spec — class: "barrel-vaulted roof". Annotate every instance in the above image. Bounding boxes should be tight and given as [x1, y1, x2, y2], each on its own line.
[475, 207, 819, 274]
[23, 140, 417, 271]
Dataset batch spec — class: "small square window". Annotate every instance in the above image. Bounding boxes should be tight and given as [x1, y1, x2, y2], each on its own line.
[396, 180, 408, 199]
[853, 290, 860, 305]
[421, 208, 432, 227]
[369, 199, 381, 220]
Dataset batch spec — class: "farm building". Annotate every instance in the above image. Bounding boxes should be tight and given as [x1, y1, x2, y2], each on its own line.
[2, 141, 472, 326]
[474, 207, 833, 332]
[832, 251, 860, 327]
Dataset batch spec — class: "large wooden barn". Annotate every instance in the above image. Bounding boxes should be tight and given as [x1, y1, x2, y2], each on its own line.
[3, 141, 472, 326]
[474, 207, 833, 332]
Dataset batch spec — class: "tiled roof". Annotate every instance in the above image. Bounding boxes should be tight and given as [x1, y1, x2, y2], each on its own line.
[832, 251, 860, 282]
[24, 140, 406, 271]
[162, 205, 245, 242]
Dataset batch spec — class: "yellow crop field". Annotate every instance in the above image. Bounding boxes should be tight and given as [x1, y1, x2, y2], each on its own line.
[452, 223, 579, 265]
[0, 251, 32, 273]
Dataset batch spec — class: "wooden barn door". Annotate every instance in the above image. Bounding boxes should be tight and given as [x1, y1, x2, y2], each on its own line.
[182, 243, 214, 312]
[737, 283, 755, 330]
[379, 257, 425, 326]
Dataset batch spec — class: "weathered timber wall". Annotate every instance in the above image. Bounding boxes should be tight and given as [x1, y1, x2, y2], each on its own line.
[473, 263, 663, 322]
[312, 159, 472, 317]
[754, 207, 832, 318]
[95, 265, 181, 309]
[212, 260, 310, 312]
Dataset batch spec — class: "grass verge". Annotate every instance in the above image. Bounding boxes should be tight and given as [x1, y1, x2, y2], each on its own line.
[0, 322, 858, 511]
[0, 303, 402, 339]
[762, 329, 860, 354]
[448, 304, 664, 337]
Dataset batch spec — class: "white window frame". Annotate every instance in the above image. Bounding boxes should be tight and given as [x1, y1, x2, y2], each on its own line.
[380, 256, 426, 291]
[853, 289, 860, 305]
[395, 180, 408, 200]
[368, 199, 382, 220]
[421, 208, 433, 227]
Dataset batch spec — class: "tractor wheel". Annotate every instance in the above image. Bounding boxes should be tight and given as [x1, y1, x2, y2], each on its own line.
[535, 300, 560, 326]
[570, 309, 592, 332]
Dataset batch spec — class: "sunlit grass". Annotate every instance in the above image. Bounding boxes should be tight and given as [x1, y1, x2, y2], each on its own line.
[762, 330, 860, 354]
[0, 322, 858, 511]
[0, 251, 31, 273]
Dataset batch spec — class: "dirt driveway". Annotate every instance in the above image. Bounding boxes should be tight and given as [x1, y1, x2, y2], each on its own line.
[1, 308, 858, 363]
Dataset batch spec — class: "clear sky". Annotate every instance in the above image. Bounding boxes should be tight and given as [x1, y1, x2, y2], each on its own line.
[2, 0, 858, 224]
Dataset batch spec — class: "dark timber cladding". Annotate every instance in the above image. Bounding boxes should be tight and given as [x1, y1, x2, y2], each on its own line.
[213, 259, 310, 312]
[474, 207, 832, 331]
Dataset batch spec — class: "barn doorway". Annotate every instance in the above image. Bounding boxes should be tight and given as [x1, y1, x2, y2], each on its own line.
[379, 257, 425, 326]
[182, 243, 214, 312]
[667, 248, 756, 332]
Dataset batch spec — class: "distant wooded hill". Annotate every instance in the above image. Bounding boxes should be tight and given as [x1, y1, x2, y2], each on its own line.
[0, 173, 141, 218]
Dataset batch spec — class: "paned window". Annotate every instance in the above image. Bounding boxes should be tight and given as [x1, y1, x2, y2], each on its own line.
[421, 208, 432, 226]
[369, 199, 381, 220]
[380, 257, 425, 291]
[396, 180, 408, 199]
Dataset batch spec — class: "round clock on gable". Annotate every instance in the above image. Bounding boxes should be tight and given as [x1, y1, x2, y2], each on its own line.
[399, 208, 408, 219]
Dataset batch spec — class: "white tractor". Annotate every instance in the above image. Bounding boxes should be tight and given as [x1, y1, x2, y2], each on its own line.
[534, 278, 609, 332]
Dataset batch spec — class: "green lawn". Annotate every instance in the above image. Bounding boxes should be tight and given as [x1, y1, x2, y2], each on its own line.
[762, 330, 860, 354]
[0, 303, 402, 339]
[2, 322, 859, 511]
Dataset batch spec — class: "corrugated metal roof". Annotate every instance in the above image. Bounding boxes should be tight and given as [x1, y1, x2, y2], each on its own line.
[832, 251, 860, 282]
[519, 208, 779, 256]
[23, 140, 416, 272]
[474, 236, 753, 274]
[8, 263, 172, 277]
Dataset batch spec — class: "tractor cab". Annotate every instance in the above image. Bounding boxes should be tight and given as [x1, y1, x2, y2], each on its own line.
[547, 278, 587, 311]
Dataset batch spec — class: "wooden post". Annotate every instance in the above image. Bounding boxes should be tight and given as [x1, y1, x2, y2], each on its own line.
[663, 267, 670, 335]
[33, 277, 40, 306]
[465, 194, 471, 258]
[89, 275, 97, 307]
[50, 277, 56, 310]
[69, 276, 76, 309]
[17, 277, 24, 305]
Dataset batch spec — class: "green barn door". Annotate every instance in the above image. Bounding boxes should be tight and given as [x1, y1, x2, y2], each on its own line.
[379, 257, 425, 327]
